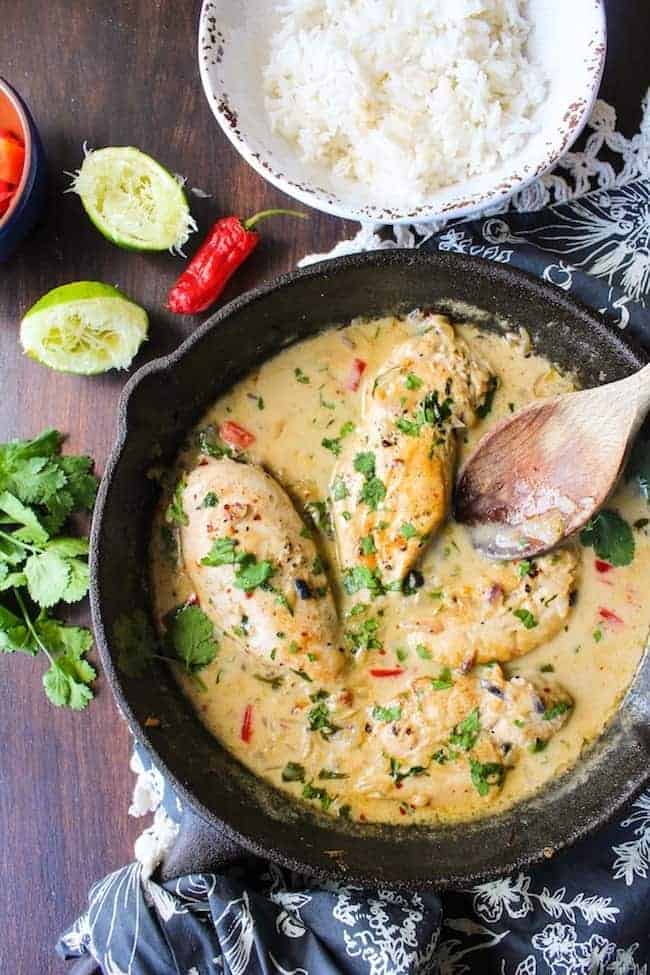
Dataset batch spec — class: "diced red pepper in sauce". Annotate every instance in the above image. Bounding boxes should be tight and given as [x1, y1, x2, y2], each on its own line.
[370, 667, 404, 677]
[599, 607, 624, 627]
[345, 358, 367, 392]
[0, 131, 24, 186]
[241, 704, 253, 742]
[595, 560, 613, 573]
[219, 420, 255, 450]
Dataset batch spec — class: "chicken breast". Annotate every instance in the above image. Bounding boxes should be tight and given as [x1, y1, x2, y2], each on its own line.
[354, 664, 573, 804]
[180, 457, 342, 682]
[398, 547, 579, 668]
[330, 317, 493, 588]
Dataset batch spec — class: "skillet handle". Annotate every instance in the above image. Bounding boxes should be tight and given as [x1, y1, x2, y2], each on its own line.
[158, 803, 244, 882]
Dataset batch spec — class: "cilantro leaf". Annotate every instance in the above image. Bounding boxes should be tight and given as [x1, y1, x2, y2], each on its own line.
[449, 708, 481, 751]
[165, 477, 188, 526]
[39, 619, 95, 710]
[342, 565, 385, 597]
[372, 703, 402, 722]
[0, 491, 49, 544]
[360, 476, 386, 511]
[282, 762, 305, 782]
[234, 555, 274, 591]
[431, 667, 454, 690]
[353, 452, 376, 477]
[513, 608, 538, 629]
[580, 510, 635, 566]
[114, 610, 156, 678]
[167, 604, 218, 674]
[0, 603, 36, 654]
[24, 551, 71, 607]
[389, 757, 426, 785]
[201, 537, 240, 566]
[469, 759, 505, 796]
[475, 376, 499, 419]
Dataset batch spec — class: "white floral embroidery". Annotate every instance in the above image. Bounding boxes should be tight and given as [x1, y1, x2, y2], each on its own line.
[434, 919, 510, 975]
[332, 885, 439, 975]
[270, 891, 311, 939]
[471, 873, 618, 926]
[612, 791, 650, 886]
[214, 891, 255, 975]
[532, 923, 647, 975]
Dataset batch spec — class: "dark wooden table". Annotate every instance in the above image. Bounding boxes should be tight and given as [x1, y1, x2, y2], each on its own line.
[1, 2, 647, 972]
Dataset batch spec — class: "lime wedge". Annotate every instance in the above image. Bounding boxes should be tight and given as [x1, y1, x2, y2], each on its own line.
[21, 281, 148, 375]
[68, 146, 196, 252]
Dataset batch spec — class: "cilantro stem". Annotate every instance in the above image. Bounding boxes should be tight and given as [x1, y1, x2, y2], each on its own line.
[14, 589, 53, 664]
[0, 527, 41, 553]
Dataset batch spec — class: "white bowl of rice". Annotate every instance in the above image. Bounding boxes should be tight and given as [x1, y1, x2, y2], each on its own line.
[198, 0, 606, 224]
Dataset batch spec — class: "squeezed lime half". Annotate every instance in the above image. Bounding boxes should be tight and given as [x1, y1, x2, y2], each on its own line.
[21, 281, 148, 374]
[68, 146, 196, 252]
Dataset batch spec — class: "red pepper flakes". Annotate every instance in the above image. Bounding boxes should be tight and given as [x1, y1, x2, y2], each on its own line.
[369, 667, 404, 677]
[219, 420, 255, 450]
[345, 358, 367, 392]
[599, 607, 624, 627]
[167, 209, 306, 315]
[241, 704, 254, 743]
[595, 560, 613, 573]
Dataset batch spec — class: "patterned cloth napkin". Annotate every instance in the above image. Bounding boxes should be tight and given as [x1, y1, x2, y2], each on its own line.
[58, 98, 650, 975]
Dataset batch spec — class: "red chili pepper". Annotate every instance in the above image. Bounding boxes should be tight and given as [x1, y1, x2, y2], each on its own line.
[599, 607, 624, 627]
[241, 704, 253, 742]
[167, 208, 307, 315]
[595, 560, 613, 573]
[370, 667, 404, 677]
[219, 420, 255, 450]
[345, 358, 367, 392]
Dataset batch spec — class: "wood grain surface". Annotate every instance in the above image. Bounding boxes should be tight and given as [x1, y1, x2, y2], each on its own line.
[0, 1, 647, 972]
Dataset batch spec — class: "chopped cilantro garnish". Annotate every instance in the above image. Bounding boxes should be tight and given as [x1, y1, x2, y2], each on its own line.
[389, 757, 427, 785]
[342, 565, 385, 597]
[416, 643, 431, 660]
[165, 476, 188, 526]
[395, 647, 408, 663]
[318, 768, 348, 780]
[166, 604, 218, 675]
[449, 708, 480, 751]
[528, 738, 548, 753]
[360, 476, 386, 511]
[580, 510, 635, 566]
[360, 534, 376, 555]
[321, 437, 342, 456]
[345, 617, 381, 654]
[312, 555, 325, 575]
[513, 608, 538, 629]
[469, 758, 505, 796]
[302, 782, 333, 811]
[518, 560, 532, 577]
[372, 703, 402, 722]
[593, 627, 604, 643]
[294, 366, 310, 384]
[400, 522, 417, 539]
[201, 537, 240, 566]
[254, 673, 283, 689]
[332, 478, 349, 501]
[404, 372, 423, 390]
[201, 491, 218, 508]
[542, 700, 572, 722]
[431, 667, 453, 690]
[476, 375, 499, 419]
[308, 699, 340, 739]
[354, 452, 376, 477]
[282, 761, 305, 782]
[539, 663, 554, 673]
[305, 500, 333, 538]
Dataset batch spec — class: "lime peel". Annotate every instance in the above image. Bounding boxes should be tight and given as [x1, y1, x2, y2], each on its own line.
[21, 281, 148, 375]
[67, 145, 197, 254]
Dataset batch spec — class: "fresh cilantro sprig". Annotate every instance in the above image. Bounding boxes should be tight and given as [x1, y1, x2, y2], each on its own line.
[580, 510, 635, 567]
[0, 430, 98, 709]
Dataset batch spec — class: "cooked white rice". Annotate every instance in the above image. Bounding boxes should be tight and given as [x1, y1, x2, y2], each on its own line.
[263, 0, 545, 210]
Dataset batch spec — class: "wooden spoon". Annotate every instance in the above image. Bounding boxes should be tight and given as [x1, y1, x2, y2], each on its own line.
[455, 363, 650, 559]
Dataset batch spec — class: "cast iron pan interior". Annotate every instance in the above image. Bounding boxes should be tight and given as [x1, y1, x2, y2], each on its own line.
[91, 250, 650, 889]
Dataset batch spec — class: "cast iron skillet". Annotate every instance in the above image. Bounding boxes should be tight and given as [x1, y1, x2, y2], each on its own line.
[90, 250, 650, 890]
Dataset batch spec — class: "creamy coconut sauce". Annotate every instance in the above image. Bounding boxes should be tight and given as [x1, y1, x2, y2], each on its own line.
[150, 314, 650, 825]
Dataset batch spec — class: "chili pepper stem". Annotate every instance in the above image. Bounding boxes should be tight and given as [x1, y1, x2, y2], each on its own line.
[242, 208, 308, 231]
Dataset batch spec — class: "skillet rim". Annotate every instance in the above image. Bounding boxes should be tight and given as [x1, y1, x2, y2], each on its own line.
[90, 248, 650, 888]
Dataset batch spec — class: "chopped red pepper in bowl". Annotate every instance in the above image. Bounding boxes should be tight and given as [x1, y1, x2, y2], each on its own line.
[0, 128, 25, 219]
